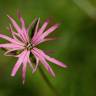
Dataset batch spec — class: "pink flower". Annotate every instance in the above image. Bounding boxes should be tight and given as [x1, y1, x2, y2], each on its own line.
[0, 13, 67, 83]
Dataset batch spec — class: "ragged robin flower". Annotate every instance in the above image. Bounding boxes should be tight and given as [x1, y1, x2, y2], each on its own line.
[0, 13, 67, 84]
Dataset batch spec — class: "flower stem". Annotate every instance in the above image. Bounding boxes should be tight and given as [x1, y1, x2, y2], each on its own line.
[39, 66, 61, 96]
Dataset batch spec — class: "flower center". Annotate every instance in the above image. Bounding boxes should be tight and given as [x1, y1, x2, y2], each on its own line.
[26, 43, 33, 50]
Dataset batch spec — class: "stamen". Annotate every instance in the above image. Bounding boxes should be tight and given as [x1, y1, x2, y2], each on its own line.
[26, 43, 33, 50]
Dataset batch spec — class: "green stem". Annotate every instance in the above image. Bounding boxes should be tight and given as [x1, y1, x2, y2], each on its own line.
[39, 66, 61, 96]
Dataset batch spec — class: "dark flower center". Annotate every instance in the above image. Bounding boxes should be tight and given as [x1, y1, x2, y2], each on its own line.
[26, 43, 33, 50]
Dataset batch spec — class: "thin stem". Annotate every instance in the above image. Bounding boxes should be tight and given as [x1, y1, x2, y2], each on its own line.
[39, 66, 62, 96]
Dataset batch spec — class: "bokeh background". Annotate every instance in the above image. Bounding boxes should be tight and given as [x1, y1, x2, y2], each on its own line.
[0, 0, 96, 96]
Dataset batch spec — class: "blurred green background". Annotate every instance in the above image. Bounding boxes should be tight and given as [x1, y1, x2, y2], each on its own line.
[0, 0, 96, 96]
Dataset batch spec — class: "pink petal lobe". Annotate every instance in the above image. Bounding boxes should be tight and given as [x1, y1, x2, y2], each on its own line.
[42, 24, 59, 38]
[27, 17, 38, 33]
[0, 34, 24, 46]
[17, 11, 25, 27]
[33, 24, 59, 46]
[32, 19, 49, 43]
[4, 47, 24, 56]
[11, 50, 27, 77]
[40, 57, 55, 77]
[32, 49, 55, 77]
[0, 43, 24, 49]
[8, 24, 25, 43]
[32, 18, 40, 41]
[17, 13, 29, 42]
[34, 48, 67, 68]
[34, 38, 54, 46]
[27, 58, 34, 73]
[7, 15, 26, 42]
[45, 56, 67, 68]
[31, 50, 39, 73]
[38, 19, 49, 35]
[22, 51, 30, 84]
[7, 15, 21, 34]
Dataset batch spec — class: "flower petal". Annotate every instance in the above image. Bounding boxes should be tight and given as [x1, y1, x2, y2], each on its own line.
[27, 17, 38, 33]
[22, 51, 30, 84]
[27, 57, 34, 73]
[32, 18, 40, 41]
[11, 50, 27, 77]
[33, 38, 54, 46]
[31, 50, 39, 73]
[37, 19, 49, 36]
[32, 49, 55, 77]
[34, 48, 67, 68]
[17, 13, 29, 42]
[7, 15, 26, 42]
[4, 47, 24, 56]
[0, 34, 24, 46]
[41, 24, 59, 38]
[32, 19, 49, 43]
[7, 24, 24, 43]
[7, 15, 21, 32]
[0, 43, 24, 49]
[33, 23, 59, 45]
